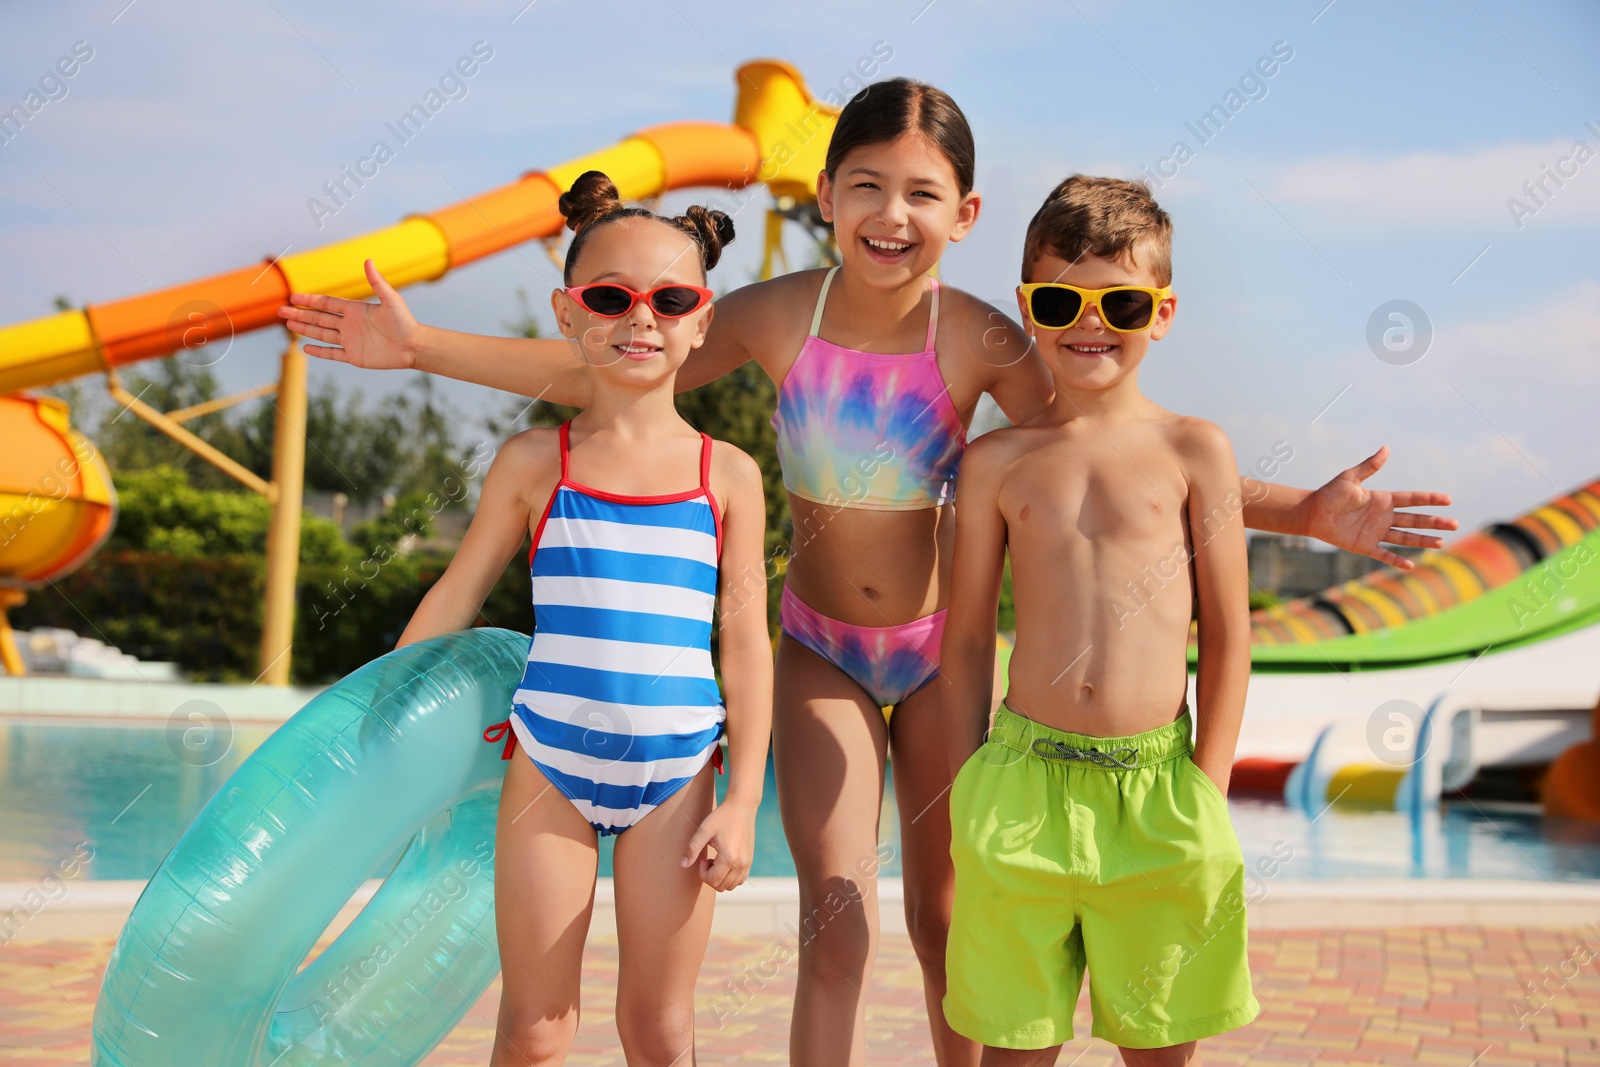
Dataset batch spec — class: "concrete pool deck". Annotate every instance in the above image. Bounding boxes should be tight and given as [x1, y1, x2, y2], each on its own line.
[5, 922, 1598, 1065]
[0, 675, 323, 724]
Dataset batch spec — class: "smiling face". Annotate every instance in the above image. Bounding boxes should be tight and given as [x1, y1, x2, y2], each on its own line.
[550, 216, 713, 387]
[817, 133, 980, 288]
[1018, 250, 1177, 394]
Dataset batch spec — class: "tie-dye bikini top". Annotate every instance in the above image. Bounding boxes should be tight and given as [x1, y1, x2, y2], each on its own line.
[770, 266, 967, 511]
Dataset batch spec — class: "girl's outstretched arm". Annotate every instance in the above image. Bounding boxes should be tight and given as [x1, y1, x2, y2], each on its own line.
[281, 259, 757, 406]
[395, 430, 552, 647]
[680, 442, 771, 893]
[281, 259, 590, 403]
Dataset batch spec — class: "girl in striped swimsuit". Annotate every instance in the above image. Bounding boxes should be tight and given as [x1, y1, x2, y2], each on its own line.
[394, 171, 773, 1066]
[290, 82, 1455, 1067]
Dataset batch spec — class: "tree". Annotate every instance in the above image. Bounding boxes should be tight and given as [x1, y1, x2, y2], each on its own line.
[227, 372, 474, 505]
[78, 361, 247, 489]
[45, 356, 477, 506]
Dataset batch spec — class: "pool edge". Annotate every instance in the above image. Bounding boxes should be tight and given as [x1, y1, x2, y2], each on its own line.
[3, 877, 1596, 942]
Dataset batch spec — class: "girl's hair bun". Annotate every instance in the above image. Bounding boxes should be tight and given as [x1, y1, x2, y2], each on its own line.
[676, 205, 736, 272]
[556, 170, 738, 283]
[559, 170, 624, 233]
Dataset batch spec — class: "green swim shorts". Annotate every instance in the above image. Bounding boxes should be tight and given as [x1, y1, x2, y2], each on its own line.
[944, 703, 1260, 1050]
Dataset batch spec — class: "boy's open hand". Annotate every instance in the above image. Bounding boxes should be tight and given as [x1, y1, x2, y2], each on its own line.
[681, 798, 756, 892]
[1302, 446, 1458, 570]
[277, 258, 419, 370]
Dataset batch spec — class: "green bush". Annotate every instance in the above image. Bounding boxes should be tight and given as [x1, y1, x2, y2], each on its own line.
[108, 465, 350, 565]
[293, 537, 535, 682]
[16, 551, 265, 678]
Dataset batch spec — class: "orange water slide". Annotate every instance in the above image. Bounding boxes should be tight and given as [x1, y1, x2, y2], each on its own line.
[0, 60, 834, 396]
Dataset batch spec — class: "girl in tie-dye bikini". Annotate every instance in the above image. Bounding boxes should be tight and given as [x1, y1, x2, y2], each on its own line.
[283, 78, 1454, 1066]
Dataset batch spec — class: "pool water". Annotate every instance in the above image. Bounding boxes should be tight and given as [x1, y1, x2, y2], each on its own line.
[2, 721, 1597, 882]
[0, 721, 896, 881]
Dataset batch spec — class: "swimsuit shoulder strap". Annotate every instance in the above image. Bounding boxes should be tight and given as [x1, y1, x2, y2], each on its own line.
[925, 276, 941, 351]
[558, 419, 571, 480]
[808, 266, 840, 337]
[698, 430, 724, 561]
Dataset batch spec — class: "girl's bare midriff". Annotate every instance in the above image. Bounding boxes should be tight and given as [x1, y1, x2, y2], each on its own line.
[783, 492, 956, 625]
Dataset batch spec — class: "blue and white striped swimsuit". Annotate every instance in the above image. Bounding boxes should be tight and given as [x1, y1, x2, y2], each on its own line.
[485, 420, 726, 836]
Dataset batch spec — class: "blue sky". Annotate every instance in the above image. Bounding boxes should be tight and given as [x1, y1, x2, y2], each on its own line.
[3, 0, 1597, 534]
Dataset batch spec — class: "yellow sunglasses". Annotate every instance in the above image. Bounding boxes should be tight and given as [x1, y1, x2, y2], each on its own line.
[1017, 282, 1173, 333]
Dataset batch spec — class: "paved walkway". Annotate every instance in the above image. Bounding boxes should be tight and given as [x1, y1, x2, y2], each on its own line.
[4, 927, 1597, 1064]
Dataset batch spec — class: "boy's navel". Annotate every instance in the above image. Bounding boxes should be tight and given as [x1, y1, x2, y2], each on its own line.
[1019, 504, 1031, 521]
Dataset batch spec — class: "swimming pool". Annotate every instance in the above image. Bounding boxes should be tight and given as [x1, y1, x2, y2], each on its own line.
[2, 721, 1597, 882]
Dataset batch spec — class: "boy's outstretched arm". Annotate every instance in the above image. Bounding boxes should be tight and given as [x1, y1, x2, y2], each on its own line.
[960, 304, 1456, 571]
[280, 259, 755, 406]
[681, 443, 772, 892]
[395, 432, 548, 648]
[1240, 446, 1457, 570]
[940, 434, 1011, 781]
[1183, 420, 1252, 795]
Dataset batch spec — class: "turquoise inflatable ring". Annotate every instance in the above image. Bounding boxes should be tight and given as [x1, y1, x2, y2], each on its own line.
[92, 627, 530, 1066]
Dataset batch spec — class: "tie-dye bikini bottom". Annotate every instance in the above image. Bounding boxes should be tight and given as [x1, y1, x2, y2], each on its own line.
[779, 583, 946, 717]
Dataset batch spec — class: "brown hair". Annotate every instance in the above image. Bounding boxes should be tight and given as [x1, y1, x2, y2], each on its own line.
[825, 78, 975, 196]
[1022, 175, 1173, 286]
[558, 170, 735, 284]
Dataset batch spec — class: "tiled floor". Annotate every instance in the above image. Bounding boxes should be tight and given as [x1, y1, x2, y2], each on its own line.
[4, 926, 1597, 1064]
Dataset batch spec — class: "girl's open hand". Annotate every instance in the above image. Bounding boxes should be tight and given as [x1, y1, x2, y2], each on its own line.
[277, 258, 420, 370]
[681, 797, 756, 892]
[1302, 446, 1459, 569]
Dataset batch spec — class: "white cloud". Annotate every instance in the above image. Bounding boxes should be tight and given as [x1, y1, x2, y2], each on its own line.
[1265, 134, 1600, 231]
[1219, 281, 1600, 536]
[1427, 279, 1600, 389]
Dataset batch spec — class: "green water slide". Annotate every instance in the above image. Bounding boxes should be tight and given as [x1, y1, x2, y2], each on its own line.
[1246, 530, 1600, 671]
[1183, 477, 1600, 673]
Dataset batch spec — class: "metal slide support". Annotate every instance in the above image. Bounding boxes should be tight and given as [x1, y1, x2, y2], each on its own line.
[0, 589, 27, 676]
[258, 334, 307, 686]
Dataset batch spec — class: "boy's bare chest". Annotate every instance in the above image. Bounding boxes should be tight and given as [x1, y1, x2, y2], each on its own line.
[1002, 445, 1190, 549]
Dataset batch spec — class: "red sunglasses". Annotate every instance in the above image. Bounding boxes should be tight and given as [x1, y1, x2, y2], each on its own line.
[563, 283, 714, 319]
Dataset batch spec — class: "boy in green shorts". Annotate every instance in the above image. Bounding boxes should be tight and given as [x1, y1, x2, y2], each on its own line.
[940, 174, 1258, 1064]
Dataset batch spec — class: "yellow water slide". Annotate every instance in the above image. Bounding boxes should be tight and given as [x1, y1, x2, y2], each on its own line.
[0, 59, 838, 678]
